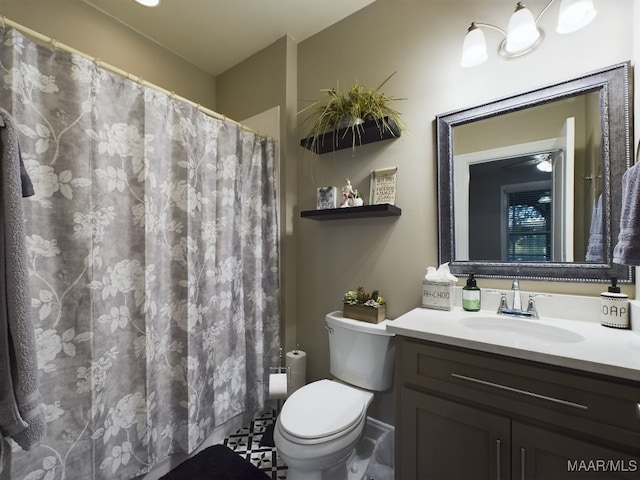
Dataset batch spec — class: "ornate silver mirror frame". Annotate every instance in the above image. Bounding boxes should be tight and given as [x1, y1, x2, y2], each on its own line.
[436, 62, 633, 283]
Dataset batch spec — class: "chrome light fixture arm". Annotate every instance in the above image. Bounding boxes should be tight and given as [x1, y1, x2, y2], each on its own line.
[535, 0, 558, 23]
[469, 22, 507, 38]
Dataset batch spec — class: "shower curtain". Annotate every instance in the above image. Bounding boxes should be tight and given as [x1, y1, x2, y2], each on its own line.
[0, 27, 280, 480]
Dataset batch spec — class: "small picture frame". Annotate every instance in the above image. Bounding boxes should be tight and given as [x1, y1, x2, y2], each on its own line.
[317, 186, 338, 209]
[369, 167, 398, 205]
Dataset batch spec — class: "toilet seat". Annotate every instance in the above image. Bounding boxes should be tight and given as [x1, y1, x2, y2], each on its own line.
[279, 379, 369, 442]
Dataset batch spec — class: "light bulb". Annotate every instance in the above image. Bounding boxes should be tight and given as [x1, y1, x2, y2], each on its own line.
[461, 25, 488, 68]
[505, 3, 541, 54]
[557, 0, 597, 34]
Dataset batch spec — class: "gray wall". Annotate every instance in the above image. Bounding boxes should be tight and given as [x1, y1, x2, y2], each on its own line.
[0, 0, 217, 109]
[293, 0, 633, 423]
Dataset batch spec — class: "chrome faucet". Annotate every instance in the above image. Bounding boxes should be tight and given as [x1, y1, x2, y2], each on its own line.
[511, 279, 522, 311]
[490, 279, 548, 319]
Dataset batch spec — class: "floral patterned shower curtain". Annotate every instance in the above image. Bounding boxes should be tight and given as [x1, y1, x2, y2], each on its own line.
[0, 28, 280, 480]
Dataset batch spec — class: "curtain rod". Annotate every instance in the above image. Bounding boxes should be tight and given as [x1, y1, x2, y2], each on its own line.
[0, 15, 265, 137]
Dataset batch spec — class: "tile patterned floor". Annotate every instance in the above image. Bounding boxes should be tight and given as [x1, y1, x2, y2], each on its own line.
[223, 410, 385, 480]
[223, 410, 288, 479]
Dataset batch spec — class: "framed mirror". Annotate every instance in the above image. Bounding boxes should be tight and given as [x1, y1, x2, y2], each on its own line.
[436, 62, 633, 283]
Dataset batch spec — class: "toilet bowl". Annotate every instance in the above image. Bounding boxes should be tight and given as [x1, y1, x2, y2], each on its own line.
[273, 379, 373, 480]
[274, 312, 395, 480]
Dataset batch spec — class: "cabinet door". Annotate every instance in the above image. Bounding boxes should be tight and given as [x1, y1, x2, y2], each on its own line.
[398, 387, 510, 480]
[512, 421, 640, 480]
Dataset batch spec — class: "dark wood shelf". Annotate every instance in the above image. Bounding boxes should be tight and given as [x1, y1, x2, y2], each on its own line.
[300, 203, 401, 221]
[300, 116, 401, 154]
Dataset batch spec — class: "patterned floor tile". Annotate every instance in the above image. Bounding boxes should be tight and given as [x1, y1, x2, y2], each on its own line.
[223, 410, 380, 480]
[223, 410, 288, 480]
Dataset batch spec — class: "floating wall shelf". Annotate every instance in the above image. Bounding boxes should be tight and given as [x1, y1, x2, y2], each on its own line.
[300, 116, 401, 154]
[300, 203, 401, 221]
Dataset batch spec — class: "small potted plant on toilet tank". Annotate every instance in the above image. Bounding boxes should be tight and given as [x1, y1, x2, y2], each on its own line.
[342, 286, 386, 324]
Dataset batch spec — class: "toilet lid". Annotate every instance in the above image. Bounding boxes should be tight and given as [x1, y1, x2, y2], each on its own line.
[279, 380, 367, 439]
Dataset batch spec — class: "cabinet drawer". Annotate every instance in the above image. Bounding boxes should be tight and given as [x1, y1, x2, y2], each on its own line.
[398, 338, 640, 452]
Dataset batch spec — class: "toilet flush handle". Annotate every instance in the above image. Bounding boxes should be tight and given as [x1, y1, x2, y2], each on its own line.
[325, 324, 334, 334]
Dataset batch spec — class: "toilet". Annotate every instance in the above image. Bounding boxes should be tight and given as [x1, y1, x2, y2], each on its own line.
[274, 311, 395, 480]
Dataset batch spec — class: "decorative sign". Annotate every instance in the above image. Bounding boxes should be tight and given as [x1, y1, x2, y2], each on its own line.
[316, 186, 337, 209]
[369, 167, 398, 205]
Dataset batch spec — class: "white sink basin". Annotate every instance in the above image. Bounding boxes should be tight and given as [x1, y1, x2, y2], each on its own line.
[387, 302, 640, 381]
[459, 316, 585, 344]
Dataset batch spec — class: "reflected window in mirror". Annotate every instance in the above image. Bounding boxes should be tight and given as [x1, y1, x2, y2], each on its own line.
[506, 186, 553, 262]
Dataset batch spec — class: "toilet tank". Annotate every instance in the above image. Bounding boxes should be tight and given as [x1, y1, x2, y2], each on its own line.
[325, 311, 395, 391]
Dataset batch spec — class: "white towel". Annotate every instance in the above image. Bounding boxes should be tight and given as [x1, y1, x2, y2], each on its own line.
[613, 163, 640, 265]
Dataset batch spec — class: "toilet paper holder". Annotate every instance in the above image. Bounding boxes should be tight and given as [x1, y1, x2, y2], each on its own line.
[268, 366, 290, 403]
[269, 365, 291, 381]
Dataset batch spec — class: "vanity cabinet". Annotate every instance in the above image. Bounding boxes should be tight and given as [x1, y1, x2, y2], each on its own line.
[395, 337, 640, 480]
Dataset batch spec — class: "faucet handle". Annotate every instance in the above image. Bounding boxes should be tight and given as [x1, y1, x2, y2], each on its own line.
[497, 292, 509, 314]
[526, 294, 551, 319]
[486, 290, 509, 314]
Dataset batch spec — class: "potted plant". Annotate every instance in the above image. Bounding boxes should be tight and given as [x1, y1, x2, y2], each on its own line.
[299, 72, 406, 153]
[343, 286, 386, 324]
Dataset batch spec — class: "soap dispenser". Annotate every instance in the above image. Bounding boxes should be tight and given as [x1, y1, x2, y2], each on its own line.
[600, 277, 629, 329]
[462, 274, 481, 312]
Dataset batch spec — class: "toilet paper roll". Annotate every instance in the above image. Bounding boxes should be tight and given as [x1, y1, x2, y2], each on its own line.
[268, 373, 288, 399]
[286, 350, 307, 396]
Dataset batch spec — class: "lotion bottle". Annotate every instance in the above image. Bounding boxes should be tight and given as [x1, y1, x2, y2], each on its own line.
[462, 274, 481, 312]
[600, 277, 629, 329]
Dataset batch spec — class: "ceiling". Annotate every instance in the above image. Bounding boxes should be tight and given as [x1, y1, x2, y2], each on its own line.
[81, 0, 376, 77]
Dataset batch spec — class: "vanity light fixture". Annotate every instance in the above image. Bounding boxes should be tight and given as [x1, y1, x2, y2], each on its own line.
[460, 0, 596, 68]
[134, 0, 160, 7]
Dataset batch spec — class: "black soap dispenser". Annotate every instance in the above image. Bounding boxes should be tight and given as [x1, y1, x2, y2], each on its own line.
[600, 277, 629, 329]
[462, 274, 481, 312]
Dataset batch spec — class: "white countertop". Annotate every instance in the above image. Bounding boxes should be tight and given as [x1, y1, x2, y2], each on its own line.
[387, 302, 640, 382]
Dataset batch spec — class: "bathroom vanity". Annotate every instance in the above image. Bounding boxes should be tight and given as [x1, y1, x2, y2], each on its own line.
[388, 304, 640, 480]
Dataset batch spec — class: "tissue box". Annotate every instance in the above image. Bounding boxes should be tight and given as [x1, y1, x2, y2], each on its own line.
[422, 281, 454, 311]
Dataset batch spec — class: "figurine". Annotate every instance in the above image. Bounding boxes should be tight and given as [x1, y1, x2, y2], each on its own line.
[340, 178, 355, 208]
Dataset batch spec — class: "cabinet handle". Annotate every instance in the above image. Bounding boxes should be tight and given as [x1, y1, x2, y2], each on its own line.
[496, 439, 501, 480]
[451, 373, 588, 410]
[521, 447, 526, 480]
